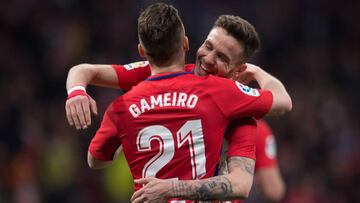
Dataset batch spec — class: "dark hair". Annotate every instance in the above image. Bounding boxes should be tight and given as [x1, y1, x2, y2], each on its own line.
[138, 3, 184, 66]
[214, 15, 260, 63]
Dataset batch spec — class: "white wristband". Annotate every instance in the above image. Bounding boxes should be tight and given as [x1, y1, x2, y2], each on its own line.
[67, 85, 86, 95]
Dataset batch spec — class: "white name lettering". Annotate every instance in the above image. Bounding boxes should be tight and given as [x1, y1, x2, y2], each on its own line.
[129, 92, 198, 118]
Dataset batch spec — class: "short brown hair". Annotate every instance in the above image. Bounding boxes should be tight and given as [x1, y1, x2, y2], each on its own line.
[138, 3, 184, 66]
[214, 15, 260, 63]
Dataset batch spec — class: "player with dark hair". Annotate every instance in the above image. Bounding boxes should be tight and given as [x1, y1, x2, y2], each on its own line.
[66, 5, 291, 202]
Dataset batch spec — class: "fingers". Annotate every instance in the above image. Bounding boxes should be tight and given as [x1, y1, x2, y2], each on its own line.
[81, 98, 91, 126]
[131, 195, 146, 203]
[134, 177, 153, 185]
[65, 102, 74, 126]
[89, 96, 98, 115]
[66, 95, 92, 130]
[69, 103, 81, 129]
[75, 100, 87, 129]
[131, 177, 153, 202]
[238, 64, 247, 72]
[131, 189, 143, 202]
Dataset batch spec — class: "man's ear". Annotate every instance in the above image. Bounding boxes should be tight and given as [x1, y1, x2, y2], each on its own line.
[183, 36, 189, 51]
[138, 43, 146, 58]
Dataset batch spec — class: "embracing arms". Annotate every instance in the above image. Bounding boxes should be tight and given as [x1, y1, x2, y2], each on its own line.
[231, 63, 292, 116]
[66, 63, 119, 90]
[130, 156, 255, 203]
[65, 63, 292, 129]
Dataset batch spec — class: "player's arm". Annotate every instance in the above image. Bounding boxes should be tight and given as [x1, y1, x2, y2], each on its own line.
[65, 63, 119, 129]
[67, 63, 119, 90]
[65, 62, 151, 130]
[231, 63, 292, 116]
[87, 105, 122, 169]
[256, 166, 285, 202]
[131, 156, 254, 203]
[88, 145, 123, 169]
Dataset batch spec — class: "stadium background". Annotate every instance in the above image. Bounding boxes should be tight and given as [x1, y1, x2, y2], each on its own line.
[0, 0, 359, 202]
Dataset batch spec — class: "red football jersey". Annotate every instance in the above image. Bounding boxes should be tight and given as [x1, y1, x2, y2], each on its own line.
[255, 119, 277, 170]
[224, 118, 257, 160]
[228, 120, 278, 203]
[89, 72, 272, 195]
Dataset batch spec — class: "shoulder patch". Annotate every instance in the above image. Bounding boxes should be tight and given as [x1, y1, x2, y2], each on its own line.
[123, 61, 149, 70]
[235, 81, 260, 96]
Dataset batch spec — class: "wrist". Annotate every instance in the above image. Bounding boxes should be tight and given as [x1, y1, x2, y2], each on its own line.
[167, 180, 177, 198]
[67, 85, 86, 95]
[67, 85, 88, 100]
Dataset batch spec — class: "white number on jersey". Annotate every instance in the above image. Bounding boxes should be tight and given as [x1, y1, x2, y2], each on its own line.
[136, 119, 206, 179]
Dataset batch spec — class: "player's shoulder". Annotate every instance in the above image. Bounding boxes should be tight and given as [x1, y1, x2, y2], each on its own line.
[112, 61, 151, 70]
[198, 75, 235, 89]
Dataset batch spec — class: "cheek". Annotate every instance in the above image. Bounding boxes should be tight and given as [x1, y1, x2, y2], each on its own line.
[215, 64, 228, 77]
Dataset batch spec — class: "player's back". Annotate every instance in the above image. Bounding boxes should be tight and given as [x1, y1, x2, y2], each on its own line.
[112, 72, 230, 187]
[90, 70, 272, 203]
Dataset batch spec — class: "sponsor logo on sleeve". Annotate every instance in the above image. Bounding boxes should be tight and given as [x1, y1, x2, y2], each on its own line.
[124, 61, 149, 70]
[235, 81, 260, 96]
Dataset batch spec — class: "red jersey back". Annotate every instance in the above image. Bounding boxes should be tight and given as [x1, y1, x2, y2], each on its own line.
[89, 72, 272, 193]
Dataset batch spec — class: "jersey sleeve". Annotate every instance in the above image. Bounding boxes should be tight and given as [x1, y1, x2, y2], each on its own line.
[206, 76, 273, 119]
[88, 103, 121, 161]
[112, 61, 151, 90]
[225, 118, 256, 160]
[255, 120, 277, 170]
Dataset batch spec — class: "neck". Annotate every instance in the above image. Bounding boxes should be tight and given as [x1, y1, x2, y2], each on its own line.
[150, 61, 185, 75]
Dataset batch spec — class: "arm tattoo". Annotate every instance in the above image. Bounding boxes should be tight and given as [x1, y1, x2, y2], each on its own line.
[172, 181, 194, 197]
[229, 157, 255, 175]
[170, 157, 254, 201]
[172, 176, 233, 201]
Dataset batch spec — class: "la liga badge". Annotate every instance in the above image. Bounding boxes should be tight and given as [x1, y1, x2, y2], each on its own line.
[235, 81, 260, 96]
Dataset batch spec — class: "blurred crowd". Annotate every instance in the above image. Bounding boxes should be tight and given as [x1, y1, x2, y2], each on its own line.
[0, 0, 359, 202]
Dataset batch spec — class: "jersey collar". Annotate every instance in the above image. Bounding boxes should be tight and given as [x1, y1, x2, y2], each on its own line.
[146, 71, 192, 81]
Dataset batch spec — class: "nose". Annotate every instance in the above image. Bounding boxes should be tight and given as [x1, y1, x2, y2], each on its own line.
[202, 51, 216, 66]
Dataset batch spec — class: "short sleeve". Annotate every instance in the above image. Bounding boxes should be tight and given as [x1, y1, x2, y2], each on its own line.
[88, 104, 121, 161]
[255, 120, 277, 170]
[112, 61, 151, 90]
[225, 118, 257, 160]
[206, 76, 273, 119]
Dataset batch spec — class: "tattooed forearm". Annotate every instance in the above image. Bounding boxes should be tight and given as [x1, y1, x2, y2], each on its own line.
[171, 176, 234, 201]
[169, 157, 254, 201]
[229, 157, 255, 175]
[172, 181, 194, 198]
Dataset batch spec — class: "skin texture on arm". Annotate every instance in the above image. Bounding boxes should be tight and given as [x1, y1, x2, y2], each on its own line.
[232, 63, 292, 116]
[66, 63, 119, 90]
[256, 165, 285, 202]
[130, 156, 255, 203]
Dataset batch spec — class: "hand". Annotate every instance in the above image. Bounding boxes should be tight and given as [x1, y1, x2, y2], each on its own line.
[65, 94, 98, 130]
[131, 177, 172, 203]
[228, 63, 259, 84]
